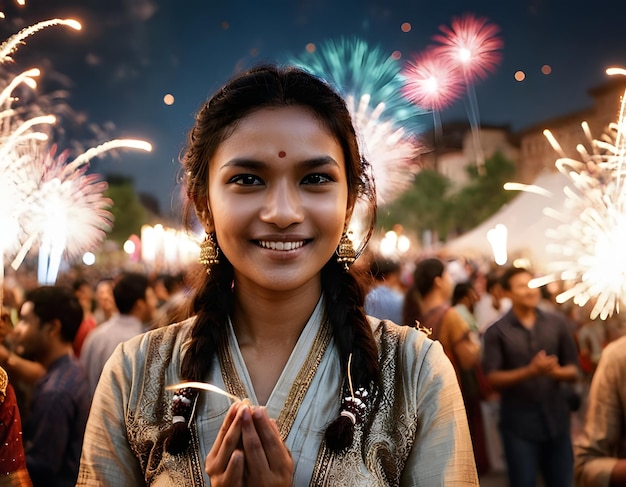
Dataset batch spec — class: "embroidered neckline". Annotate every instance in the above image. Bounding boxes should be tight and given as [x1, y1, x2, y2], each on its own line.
[218, 318, 332, 441]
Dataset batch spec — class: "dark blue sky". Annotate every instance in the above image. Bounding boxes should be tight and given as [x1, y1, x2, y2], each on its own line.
[3, 0, 626, 216]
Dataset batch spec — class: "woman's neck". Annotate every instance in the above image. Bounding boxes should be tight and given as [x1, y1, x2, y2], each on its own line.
[231, 278, 322, 348]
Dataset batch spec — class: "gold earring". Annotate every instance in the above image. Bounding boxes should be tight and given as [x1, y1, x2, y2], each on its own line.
[336, 231, 356, 271]
[199, 232, 220, 273]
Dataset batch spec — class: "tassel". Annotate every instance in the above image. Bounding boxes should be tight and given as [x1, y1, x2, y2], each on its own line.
[163, 387, 197, 455]
[164, 421, 192, 455]
[325, 413, 356, 452]
[324, 353, 369, 452]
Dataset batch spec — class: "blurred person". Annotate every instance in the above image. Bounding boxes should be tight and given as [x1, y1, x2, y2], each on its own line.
[0, 366, 32, 486]
[402, 258, 480, 371]
[403, 258, 487, 473]
[452, 281, 480, 334]
[452, 280, 493, 475]
[482, 266, 580, 487]
[364, 254, 405, 324]
[80, 272, 157, 396]
[151, 272, 192, 329]
[574, 333, 626, 486]
[13, 286, 90, 487]
[77, 64, 478, 485]
[475, 270, 511, 335]
[71, 279, 97, 358]
[0, 307, 45, 416]
[92, 278, 117, 326]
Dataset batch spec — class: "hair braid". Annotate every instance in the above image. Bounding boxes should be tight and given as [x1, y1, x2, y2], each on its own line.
[322, 260, 380, 452]
[163, 260, 234, 455]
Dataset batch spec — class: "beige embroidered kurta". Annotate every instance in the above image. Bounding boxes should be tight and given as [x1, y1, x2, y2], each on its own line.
[574, 334, 626, 487]
[77, 301, 478, 486]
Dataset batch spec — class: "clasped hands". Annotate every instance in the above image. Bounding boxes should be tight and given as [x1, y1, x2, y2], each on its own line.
[528, 350, 559, 377]
[205, 400, 294, 486]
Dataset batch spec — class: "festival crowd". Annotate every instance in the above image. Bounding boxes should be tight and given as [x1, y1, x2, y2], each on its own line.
[1, 64, 625, 486]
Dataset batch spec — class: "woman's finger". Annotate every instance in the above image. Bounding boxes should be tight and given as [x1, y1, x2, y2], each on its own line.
[206, 403, 246, 474]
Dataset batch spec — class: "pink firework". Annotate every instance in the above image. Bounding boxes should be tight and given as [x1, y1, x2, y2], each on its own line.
[401, 47, 464, 111]
[433, 13, 503, 83]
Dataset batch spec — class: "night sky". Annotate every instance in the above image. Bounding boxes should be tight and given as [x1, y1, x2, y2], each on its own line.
[2, 0, 626, 217]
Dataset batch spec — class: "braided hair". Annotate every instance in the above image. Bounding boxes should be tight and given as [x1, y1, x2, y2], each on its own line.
[164, 64, 380, 454]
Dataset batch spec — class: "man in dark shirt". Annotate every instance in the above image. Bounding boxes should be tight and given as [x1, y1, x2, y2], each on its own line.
[482, 266, 579, 487]
[13, 286, 91, 487]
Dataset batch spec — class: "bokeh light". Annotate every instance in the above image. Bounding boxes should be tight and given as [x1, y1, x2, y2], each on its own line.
[163, 93, 174, 105]
[541, 64, 552, 75]
[514, 70, 526, 81]
[401, 22, 411, 33]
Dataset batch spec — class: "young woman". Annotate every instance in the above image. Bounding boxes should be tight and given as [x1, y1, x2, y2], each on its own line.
[77, 64, 478, 486]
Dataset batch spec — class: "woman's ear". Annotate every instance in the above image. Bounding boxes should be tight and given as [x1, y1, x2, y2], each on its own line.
[193, 198, 213, 232]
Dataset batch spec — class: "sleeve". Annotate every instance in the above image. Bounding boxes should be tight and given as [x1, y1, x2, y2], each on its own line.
[400, 337, 479, 486]
[76, 341, 145, 486]
[481, 324, 502, 375]
[574, 343, 624, 487]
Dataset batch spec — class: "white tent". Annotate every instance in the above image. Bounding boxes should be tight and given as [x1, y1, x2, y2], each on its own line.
[443, 170, 572, 271]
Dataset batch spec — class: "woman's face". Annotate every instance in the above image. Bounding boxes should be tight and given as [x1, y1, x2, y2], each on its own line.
[207, 106, 349, 294]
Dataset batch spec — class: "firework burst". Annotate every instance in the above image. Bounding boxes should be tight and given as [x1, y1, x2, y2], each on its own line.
[432, 13, 503, 84]
[345, 93, 422, 205]
[401, 47, 464, 112]
[292, 37, 425, 131]
[0, 15, 152, 290]
[523, 69, 626, 319]
[292, 37, 425, 206]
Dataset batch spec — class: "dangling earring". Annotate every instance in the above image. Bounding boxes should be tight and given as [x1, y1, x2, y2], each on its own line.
[336, 231, 356, 271]
[199, 232, 220, 273]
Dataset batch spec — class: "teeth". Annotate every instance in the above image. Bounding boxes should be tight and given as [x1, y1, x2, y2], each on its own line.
[259, 240, 305, 251]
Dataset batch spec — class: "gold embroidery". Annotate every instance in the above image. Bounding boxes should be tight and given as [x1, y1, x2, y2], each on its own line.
[218, 332, 248, 400]
[276, 319, 332, 440]
[310, 322, 417, 486]
[219, 319, 332, 441]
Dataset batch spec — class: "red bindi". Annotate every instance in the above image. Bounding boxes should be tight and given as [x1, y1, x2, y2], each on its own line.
[278, 151, 286, 158]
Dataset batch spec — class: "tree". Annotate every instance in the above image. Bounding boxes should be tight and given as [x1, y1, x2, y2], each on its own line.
[450, 151, 516, 234]
[377, 169, 454, 241]
[104, 174, 149, 244]
[377, 150, 517, 242]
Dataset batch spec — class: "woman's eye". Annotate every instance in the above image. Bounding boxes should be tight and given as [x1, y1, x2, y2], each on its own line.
[302, 173, 333, 185]
[229, 174, 263, 186]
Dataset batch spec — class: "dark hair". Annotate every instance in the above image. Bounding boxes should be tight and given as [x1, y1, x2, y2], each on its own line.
[452, 281, 475, 306]
[485, 271, 503, 292]
[23, 286, 83, 343]
[113, 272, 150, 314]
[369, 255, 401, 281]
[156, 273, 183, 295]
[412, 258, 445, 296]
[72, 278, 90, 292]
[168, 63, 379, 454]
[402, 258, 445, 325]
[499, 266, 531, 291]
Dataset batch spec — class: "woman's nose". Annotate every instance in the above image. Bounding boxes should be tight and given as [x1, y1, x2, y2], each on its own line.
[259, 180, 304, 228]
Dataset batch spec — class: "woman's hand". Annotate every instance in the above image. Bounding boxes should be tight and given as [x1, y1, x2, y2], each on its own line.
[241, 406, 293, 486]
[205, 401, 247, 486]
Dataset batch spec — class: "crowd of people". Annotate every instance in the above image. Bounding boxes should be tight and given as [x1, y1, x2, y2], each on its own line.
[0, 63, 624, 486]
[364, 253, 626, 487]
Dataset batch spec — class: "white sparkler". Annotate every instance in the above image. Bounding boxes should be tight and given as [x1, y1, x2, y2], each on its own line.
[520, 68, 626, 319]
